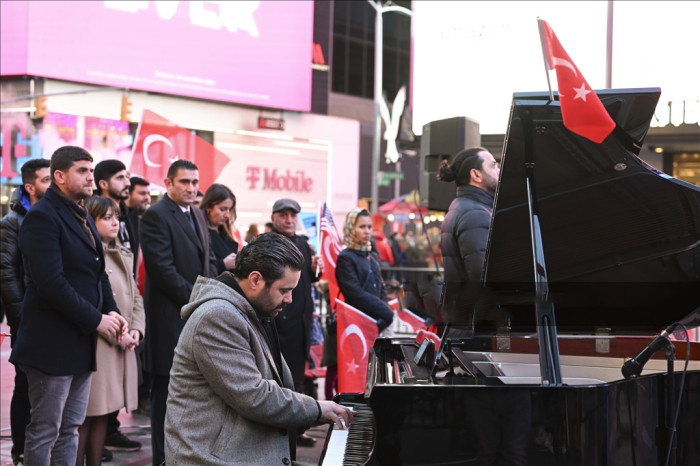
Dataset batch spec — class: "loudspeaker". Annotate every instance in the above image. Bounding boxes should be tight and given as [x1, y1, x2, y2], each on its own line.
[419, 116, 481, 211]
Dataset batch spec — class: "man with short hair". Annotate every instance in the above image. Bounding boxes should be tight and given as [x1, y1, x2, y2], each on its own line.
[0, 158, 51, 466]
[126, 176, 150, 216]
[165, 233, 353, 465]
[94, 159, 136, 255]
[93, 159, 142, 453]
[139, 159, 216, 465]
[269, 198, 322, 447]
[9, 146, 128, 466]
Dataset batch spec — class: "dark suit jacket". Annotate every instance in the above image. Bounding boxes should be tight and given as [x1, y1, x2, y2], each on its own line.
[9, 188, 118, 376]
[139, 194, 215, 375]
[271, 231, 318, 388]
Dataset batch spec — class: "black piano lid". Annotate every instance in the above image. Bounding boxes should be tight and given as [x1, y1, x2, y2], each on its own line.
[478, 88, 700, 333]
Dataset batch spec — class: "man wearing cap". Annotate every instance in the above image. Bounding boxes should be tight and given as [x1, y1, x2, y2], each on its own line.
[269, 198, 322, 447]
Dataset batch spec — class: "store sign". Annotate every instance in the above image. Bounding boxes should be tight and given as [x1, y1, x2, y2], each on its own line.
[246, 167, 313, 192]
[0, 1, 313, 112]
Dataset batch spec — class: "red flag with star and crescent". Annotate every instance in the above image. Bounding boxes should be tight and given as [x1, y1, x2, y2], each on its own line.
[388, 298, 428, 333]
[129, 110, 230, 190]
[335, 298, 378, 393]
[320, 203, 344, 306]
[538, 19, 616, 143]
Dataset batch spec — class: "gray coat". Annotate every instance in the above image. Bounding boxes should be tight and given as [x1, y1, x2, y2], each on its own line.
[165, 276, 321, 465]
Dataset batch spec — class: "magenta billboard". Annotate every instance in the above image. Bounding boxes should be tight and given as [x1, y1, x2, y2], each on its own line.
[0, 1, 314, 112]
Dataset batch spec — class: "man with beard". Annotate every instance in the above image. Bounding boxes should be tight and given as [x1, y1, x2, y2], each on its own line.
[94, 160, 138, 256]
[9, 146, 128, 465]
[165, 233, 353, 465]
[93, 159, 143, 455]
[0, 158, 51, 466]
[438, 147, 500, 283]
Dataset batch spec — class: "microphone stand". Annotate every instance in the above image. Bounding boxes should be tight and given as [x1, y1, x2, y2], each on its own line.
[664, 343, 676, 466]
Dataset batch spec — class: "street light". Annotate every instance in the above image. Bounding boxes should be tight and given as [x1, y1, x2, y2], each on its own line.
[368, 0, 412, 212]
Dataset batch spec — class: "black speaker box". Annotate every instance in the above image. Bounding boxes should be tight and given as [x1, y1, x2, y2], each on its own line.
[419, 116, 481, 211]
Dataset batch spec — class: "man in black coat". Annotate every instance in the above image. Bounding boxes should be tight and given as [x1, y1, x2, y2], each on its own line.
[0, 158, 50, 465]
[439, 147, 500, 284]
[269, 198, 321, 447]
[9, 146, 128, 466]
[139, 160, 216, 466]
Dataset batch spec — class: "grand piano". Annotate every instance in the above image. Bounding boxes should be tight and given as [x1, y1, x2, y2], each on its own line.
[321, 88, 700, 465]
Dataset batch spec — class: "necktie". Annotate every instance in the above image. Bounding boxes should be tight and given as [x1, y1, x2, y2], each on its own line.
[185, 209, 197, 232]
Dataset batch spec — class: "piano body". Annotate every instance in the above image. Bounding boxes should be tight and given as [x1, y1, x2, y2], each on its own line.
[321, 88, 700, 465]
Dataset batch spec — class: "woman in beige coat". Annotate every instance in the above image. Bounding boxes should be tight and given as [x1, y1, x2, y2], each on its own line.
[77, 197, 146, 466]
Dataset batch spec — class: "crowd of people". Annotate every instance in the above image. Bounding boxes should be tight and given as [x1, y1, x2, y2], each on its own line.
[0, 143, 500, 465]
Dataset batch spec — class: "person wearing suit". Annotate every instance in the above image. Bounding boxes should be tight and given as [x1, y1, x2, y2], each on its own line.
[9, 146, 128, 466]
[139, 159, 216, 465]
[165, 233, 353, 465]
[269, 198, 322, 447]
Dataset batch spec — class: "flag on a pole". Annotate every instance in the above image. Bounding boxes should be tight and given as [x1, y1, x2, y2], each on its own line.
[538, 19, 616, 143]
[129, 110, 231, 190]
[388, 298, 428, 333]
[335, 299, 378, 393]
[320, 203, 344, 306]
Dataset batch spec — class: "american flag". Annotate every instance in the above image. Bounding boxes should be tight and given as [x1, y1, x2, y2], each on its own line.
[319, 203, 344, 307]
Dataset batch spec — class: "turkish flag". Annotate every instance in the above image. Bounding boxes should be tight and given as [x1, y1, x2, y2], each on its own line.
[335, 298, 378, 393]
[129, 110, 230, 190]
[320, 203, 344, 306]
[389, 299, 428, 333]
[538, 19, 616, 143]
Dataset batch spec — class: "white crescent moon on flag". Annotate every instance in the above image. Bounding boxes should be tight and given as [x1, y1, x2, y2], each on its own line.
[143, 134, 175, 167]
[339, 324, 368, 359]
[552, 56, 577, 76]
[322, 236, 337, 269]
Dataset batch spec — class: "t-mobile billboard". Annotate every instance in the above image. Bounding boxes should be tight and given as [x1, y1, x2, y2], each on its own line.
[0, 1, 313, 112]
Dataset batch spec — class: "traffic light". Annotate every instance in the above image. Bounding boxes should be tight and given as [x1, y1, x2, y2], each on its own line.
[35, 96, 48, 118]
[120, 96, 133, 122]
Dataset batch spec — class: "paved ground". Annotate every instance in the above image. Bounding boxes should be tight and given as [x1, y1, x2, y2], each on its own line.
[1, 321, 331, 466]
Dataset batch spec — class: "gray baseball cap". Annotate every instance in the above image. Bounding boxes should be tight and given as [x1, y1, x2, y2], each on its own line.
[272, 198, 301, 214]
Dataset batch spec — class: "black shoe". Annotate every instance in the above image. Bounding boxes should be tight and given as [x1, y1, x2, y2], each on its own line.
[296, 433, 317, 447]
[101, 448, 113, 463]
[104, 431, 142, 451]
[11, 453, 24, 466]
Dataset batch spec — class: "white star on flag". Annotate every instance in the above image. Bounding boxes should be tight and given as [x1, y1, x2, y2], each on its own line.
[345, 357, 360, 375]
[573, 83, 592, 102]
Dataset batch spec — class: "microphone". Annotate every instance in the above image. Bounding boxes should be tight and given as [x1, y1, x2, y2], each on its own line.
[621, 323, 677, 379]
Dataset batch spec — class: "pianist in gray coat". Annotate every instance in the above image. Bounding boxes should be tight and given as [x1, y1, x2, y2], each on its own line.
[165, 233, 353, 465]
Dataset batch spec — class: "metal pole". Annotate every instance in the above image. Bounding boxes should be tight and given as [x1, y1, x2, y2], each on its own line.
[606, 1, 614, 88]
[368, 1, 412, 213]
[371, 1, 383, 213]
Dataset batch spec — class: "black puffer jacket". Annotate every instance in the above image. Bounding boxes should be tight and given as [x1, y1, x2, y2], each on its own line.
[0, 187, 29, 332]
[335, 248, 394, 331]
[440, 185, 494, 283]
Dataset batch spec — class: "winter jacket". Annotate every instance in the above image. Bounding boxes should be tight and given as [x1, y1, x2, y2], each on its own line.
[335, 248, 394, 331]
[0, 187, 30, 332]
[165, 276, 320, 465]
[440, 185, 495, 283]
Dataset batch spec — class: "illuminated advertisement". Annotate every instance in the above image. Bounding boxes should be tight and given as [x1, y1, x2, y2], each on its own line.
[1, 1, 313, 111]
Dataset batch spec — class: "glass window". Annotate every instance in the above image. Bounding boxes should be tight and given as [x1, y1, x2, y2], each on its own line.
[332, 37, 347, 93]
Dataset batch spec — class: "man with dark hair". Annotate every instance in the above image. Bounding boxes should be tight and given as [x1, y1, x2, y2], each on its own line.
[93, 159, 142, 454]
[0, 158, 51, 466]
[9, 146, 128, 466]
[126, 176, 150, 216]
[269, 198, 322, 447]
[139, 159, 216, 465]
[438, 147, 500, 283]
[165, 233, 353, 465]
[94, 159, 136, 254]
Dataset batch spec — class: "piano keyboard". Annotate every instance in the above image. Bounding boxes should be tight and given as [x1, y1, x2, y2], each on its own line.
[321, 404, 375, 465]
